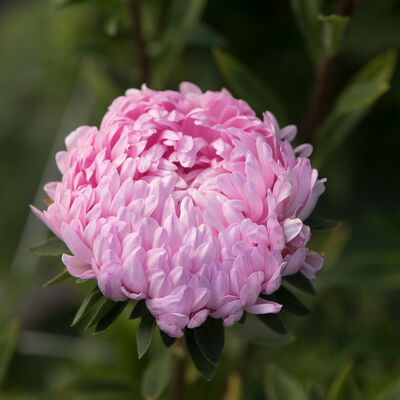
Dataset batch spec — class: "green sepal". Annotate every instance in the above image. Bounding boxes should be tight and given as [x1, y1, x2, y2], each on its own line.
[93, 301, 128, 335]
[185, 328, 216, 381]
[256, 313, 287, 334]
[262, 286, 310, 316]
[284, 272, 316, 295]
[304, 216, 340, 231]
[159, 329, 177, 348]
[71, 287, 103, 327]
[193, 317, 224, 366]
[86, 298, 125, 330]
[129, 300, 148, 320]
[137, 313, 156, 359]
[42, 269, 71, 288]
[29, 236, 70, 257]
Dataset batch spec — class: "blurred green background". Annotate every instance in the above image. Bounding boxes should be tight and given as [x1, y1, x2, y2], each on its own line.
[0, 0, 399, 399]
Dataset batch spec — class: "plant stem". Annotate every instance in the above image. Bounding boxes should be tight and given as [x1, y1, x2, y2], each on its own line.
[302, 0, 356, 144]
[171, 354, 186, 400]
[131, 0, 149, 84]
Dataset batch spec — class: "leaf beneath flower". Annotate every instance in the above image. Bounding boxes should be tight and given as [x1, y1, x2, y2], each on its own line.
[42, 269, 71, 288]
[129, 300, 148, 320]
[29, 236, 70, 257]
[262, 286, 310, 316]
[257, 314, 287, 334]
[283, 272, 316, 295]
[71, 287, 103, 327]
[159, 329, 177, 348]
[185, 328, 216, 381]
[304, 216, 340, 230]
[193, 317, 224, 366]
[137, 314, 156, 359]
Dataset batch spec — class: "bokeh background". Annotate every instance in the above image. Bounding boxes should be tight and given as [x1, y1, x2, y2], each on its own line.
[0, 0, 399, 399]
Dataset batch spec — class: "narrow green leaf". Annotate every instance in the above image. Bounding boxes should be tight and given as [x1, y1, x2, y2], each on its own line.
[94, 301, 128, 335]
[42, 269, 71, 288]
[238, 312, 247, 324]
[290, 0, 321, 65]
[213, 48, 287, 123]
[304, 216, 340, 230]
[327, 362, 359, 400]
[284, 272, 316, 295]
[194, 317, 224, 366]
[29, 236, 70, 256]
[71, 287, 102, 327]
[129, 300, 149, 320]
[257, 314, 287, 334]
[0, 319, 19, 387]
[264, 364, 306, 400]
[266, 286, 310, 316]
[141, 352, 172, 399]
[137, 314, 156, 359]
[313, 50, 397, 166]
[86, 298, 120, 329]
[185, 328, 216, 381]
[319, 15, 349, 58]
[160, 329, 177, 348]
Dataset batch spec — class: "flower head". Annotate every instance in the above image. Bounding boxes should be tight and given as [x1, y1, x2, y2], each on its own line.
[31, 82, 326, 337]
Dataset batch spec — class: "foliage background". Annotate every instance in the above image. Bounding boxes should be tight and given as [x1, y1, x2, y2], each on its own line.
[0, 0, 399, 398]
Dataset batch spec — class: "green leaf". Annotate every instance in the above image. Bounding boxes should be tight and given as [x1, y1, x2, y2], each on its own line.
[319, 15, 349, 58]
[129, 300, 149, 320]
[71, 287, 103, 327]
[0, 319, 19, 387]
[86, 298, 122, 330]
[257, 314, 287, 334]
[213, 48, 287, 123]
[28, 236, 70, 256]
[185, 328, 216, 381]
[327, 362, 359, 400]
[313, 50, 397, 166]
[159, 329, 177, 348]
[309, 383, 325, 400]
[141, 352, 172, 399]
[283, 272, 316, 295]
[266, 286, 310, 316]
[378, 379, 400, 400]
[137, 314, 156, 359]
[264, 364, 306, 400]
[150, 0, 206, 88]
[194, 317, 224, 366]
[42, 269, 71, 288]
[290, 0, 321, 65]
[94, 302, 128, 335]
[304, 215, 340, 230]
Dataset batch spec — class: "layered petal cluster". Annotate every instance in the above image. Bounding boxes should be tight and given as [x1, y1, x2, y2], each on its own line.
[31, 82, 326, 337]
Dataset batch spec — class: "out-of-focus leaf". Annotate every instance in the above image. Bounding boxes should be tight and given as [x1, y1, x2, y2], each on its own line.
[304, 215, 340, 230]
[150, 0, 206, 88]
[213, 48, 287, 123]
[309, 383, 325, 400]
[313, 50, 397, 166]
[266, 286, 310, 316]
[223, 371, 242, 400]
[137, 314, 156, 359]
[160, 329, 177, 348]
[52, 0, 94, 8]
[28, 236, 70, 256]
[290, 0, 321, 65]
[186, 23, 227, 47]
[283, 272, 316, 295]
[129, 300, 149, 320]
[378, 380, 400, 400]
[185, 328, 216, 381]
[232, 315, 295, 346]
[257, 314, 287, 334]
[0, 319, 19, 387]
[194, 317, 224, 366]
[141, 352, 172, 399]
[327, 362, 359, 400]
[42, 269, 71, 288]
[71, 287, 103, 326]
[319, 15, 349, 58]
[264, 364, 306, 400]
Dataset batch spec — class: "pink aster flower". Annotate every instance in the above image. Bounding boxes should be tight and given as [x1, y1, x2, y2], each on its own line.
[31, 82, 326, 338]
